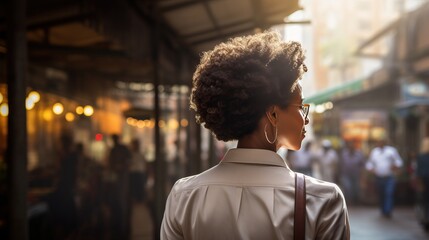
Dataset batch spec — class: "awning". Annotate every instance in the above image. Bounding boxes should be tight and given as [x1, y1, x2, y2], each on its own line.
[305, 78, 364, 105]
[395, 99, 429, 117]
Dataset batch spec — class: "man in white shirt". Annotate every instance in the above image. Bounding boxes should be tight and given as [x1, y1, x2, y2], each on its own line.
[366, 139, 403, 218]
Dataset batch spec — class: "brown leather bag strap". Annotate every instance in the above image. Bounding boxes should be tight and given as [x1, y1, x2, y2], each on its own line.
[294, 173, 306, 240]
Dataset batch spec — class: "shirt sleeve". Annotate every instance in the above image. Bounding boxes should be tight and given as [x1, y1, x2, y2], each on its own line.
[316, 185, 350, 240]
[161, 186, 183, 240]
[391, 148, 403, 168]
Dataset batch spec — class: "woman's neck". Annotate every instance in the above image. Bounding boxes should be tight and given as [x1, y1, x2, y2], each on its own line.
[237, 132, 276, 152]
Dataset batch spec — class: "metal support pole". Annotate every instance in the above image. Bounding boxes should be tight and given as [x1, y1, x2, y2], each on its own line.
[175, 54, 183, 179]
[6, 0, 28, 239]
[151, 8, 165, 240]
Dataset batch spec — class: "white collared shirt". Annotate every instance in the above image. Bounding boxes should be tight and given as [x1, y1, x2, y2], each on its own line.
[161, 148, 350, 240]
[366, 146, 403, 177]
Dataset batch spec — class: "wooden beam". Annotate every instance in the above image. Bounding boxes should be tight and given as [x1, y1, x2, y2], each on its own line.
[128, 0, 197, 58]
[27, 13, 92, 31]
[160, 0, 214, 13]
[6, 0, 28, 239]
[183, 19, 251, 39]
[29, 42, 128, 58]
[202, 0, 222, 36]
[188, 3, 301, 45]
[190, 25, 256, 45]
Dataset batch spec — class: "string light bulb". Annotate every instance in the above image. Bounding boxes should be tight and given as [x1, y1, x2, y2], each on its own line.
[52, 103, 64, 115]
[65, 112, 75, 122]
[76, 106, 84, 115]
[28, 91, 40, 103]
[83, 105, 94, 116]
[0, 103, 8, 117]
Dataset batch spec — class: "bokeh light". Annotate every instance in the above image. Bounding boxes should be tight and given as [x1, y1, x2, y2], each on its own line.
[83, 105, 94, 116]
[76, 106, 84, 115]
[43, 109, 53, 121]
[180, 118, 189, 127]
[52, 103, 64, 115]
[65, 112, 75, 122]
[28, 91, 40, 103]
[26, 98, 35, 110]
[168, 119, 179, 130]
[0, 103, 8, 117]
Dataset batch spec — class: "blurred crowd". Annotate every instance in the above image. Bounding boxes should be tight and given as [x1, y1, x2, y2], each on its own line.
[2, 133, 429, 239]
[286, 137, 429, 230]
[23, 133, 153, 240]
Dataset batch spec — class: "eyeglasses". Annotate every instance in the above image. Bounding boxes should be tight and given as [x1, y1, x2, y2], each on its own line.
[289, 103, 310, 119]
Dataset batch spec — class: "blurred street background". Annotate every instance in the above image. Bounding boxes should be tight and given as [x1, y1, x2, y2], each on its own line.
[1, 0, 429, 239]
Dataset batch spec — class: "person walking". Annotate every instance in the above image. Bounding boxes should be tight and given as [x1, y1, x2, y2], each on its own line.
[48, 133, 79, 239]
[108, 134, 132, 239]
[340, 139, 365, 205]
[315, 139, 339, 183]
[366, 138, 403, 218]
[129, 139, 147, 203]
[161, 31, 349, 240]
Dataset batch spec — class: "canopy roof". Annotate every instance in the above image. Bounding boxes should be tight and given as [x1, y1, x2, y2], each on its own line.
[0, 0, 301, 87]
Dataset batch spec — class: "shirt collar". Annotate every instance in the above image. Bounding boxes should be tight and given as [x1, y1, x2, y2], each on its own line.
[220, 148, 290, 168]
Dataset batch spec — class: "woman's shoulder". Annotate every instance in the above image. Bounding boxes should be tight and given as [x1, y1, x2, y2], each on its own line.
[169, 166, 219, 194]
[304, 175, 345, 200]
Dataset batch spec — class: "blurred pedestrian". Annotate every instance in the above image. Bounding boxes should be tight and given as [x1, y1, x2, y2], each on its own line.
[416, 137, 429, 230]
[288, 141, 315, 176]
[108, 134, 131, 239]
[366, 138, 403, 218]
[48, 133, 79, 239]
[315, 139, 339, 183]
[161, 31, 349, 239]
[129, 139, 147, 203]
[340, 139, 365, 205]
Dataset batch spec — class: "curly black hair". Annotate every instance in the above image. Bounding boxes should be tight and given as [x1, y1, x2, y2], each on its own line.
[190, 31, 307, 141]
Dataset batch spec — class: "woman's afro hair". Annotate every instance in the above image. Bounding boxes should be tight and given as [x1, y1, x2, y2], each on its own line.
[190, 31, 307, 141]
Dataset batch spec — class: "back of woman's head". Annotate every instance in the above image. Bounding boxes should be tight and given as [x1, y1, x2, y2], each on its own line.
[190, 31, 307, 141]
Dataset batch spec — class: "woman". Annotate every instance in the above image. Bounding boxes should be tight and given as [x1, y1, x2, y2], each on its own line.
[161, 31, 350, 239]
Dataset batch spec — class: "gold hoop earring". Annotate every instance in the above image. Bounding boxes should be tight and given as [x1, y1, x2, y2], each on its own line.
[264, 123, 278, 144]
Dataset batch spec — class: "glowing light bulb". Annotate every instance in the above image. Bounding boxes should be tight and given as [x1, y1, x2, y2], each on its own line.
[26, 98, 35, 110]
[0, 92, 3, 103]
[28, 91, 40, 103]
[126, 117, 133, 125]
[0, 103, 8, 117]
[158, 120, 166, 128]
[137, 120, 145, 128]
[76, 106, 84, 115]
[52, 103, 64, 115]
[65, 112, 75, 122]
[168, 119, 179, 130]
[180, 119, 189, 127]
[148, 119, 155, 129]
[43, 109, 53, 121]
[83, 105, 94, 116]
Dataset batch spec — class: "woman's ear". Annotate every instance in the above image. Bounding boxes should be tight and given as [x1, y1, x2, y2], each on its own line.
[265, 106, 278, 125]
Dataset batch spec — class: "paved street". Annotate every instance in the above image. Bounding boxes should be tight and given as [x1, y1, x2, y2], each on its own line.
[349, 206, 428, 240]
